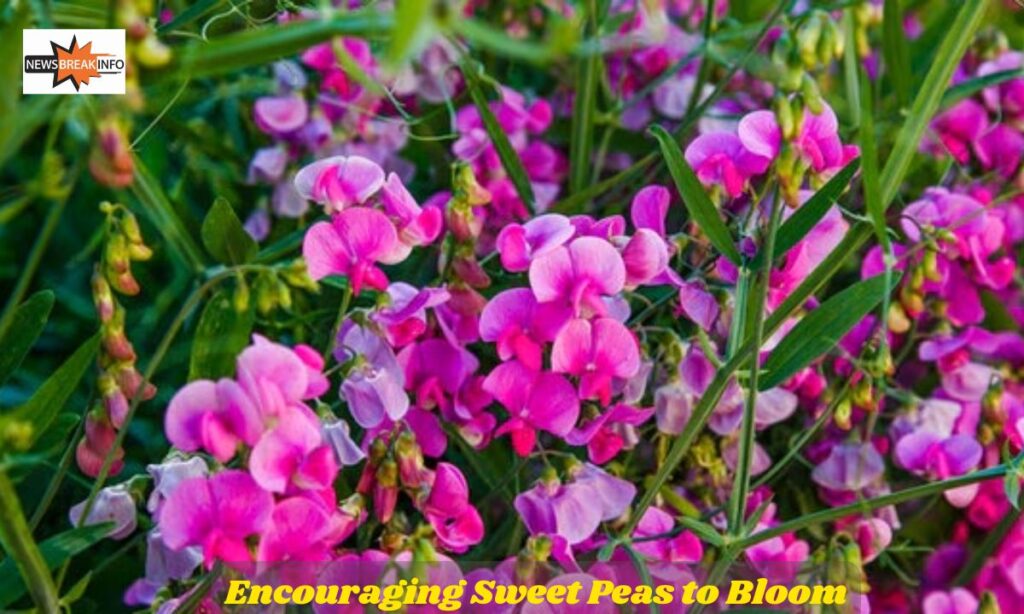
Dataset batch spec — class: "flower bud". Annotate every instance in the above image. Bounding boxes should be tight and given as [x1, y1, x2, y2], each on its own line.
[374, 459, 399, 523]
[801, 74, 825, 115]
[89, 121, 134, 188]
[797, 15, 823, 69]
[396, 431, 426, 488]
[835, 398, 852, 430]
[888, 302, 911, 334]
[1, 420, 34, 452]
[92, 269, 116, 322]
[233, 276, 250, 313]
[135, 33, 172, 68]
[979, 591, 1001, 614]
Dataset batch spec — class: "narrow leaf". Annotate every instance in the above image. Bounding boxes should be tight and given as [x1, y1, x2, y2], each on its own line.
[879, 0, 987, 208]
[189, 289, 255, 381]
[0, 291, 54, 387]
[131, 160, 206, 271]
[650, 124, 742, 265]
[156, 0, 221, 33]
[568, 5, 601, 196]
[201, 198, 258, 266]
[387, 0, 434, 66]
[459, 59, 536, 213]
[0, 524, 112, 607]
[2, 334, 99, 451]
[754, 158, 860, 268]
[943, 68, 1024, 108]
[882, 0, 911, 106]
[760, 273, 900, 390]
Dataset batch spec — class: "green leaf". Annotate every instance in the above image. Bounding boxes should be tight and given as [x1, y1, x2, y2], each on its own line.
[166, 11, 393, 79]
[943, 68, 1024, 108]
[459, 58, 536, 213]
[981, 289, 1020, 332]
[760, 273, 900, 390]
[388, 0, 435, 67]
[2, 334, 99, 451]
[882, 0, 911, 106]
[568, 5, 602, 197]
[0, 524, 112, 608]
[878, 0, 987, 208]
[650, 124, 742, 265]
[131, 159, 207, 272]
[0, 291, 54, 387]
[754, 158, 860, 268]
[452, 19, 557, 65]
[1007, 471, 1022, 511]
[189, 288, 255, 381]
[201, 198, 258, 266]
[156, 0, 222, 33]
[677, 516, 724, 547]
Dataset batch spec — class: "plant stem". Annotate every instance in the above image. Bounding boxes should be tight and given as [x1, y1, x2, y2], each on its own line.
[0, 471, 60, 613]
[727, 193, 783, 534]
[324, 283, 353, 361]
[733, 462, 1015, 550]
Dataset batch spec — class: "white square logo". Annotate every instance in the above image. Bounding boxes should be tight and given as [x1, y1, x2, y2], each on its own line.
[23, 29, 126, 95]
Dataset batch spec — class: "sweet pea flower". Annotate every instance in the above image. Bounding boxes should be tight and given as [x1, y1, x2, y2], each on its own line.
[380, 172, 444, 258]
[249, 416, 338, 494]
[247, 146, 288, 184]
[422, 463, 485, 552]
[398, 338, 479, 414]
[294, 155, 385, 212]
[337, 321, 409, 428]
[514, 464, 635, 545]
[631, 507, 703, 563]
[566, 403, 655, 464]
[529, 237, 626, 317]
[256, 496, 344, 565]
[483, 360, 580, 456]
[739, 104, 858, 175]
[975, 124, 1024, 179]
[479, 288, 568, 371]
[925, 99, 990, 164]
[322, 419, 365, 466]
[164, 378, 262, 462]
[685, 132, 771, 198]
[69, 484, 137, 540]
[146, 456, 209, 515]
[372, 283, 450, 347]
[811, 442, 885, 492]
[496, 214, 576, 272]
[551, 317, 642, 405]
[124, 529, 203, 606]
[895, 431, 982, 479]
[978, 51, 1024, 119]
[159, 470, 274, 567]
[921, 589, 979, 614]
[302, 206, 399, 292]
[253, 94, 308, 137]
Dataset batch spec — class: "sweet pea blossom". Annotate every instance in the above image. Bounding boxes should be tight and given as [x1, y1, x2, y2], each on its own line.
[738, 104, 858, 175]
[551, 317, 641, 404]
[302, 206, 399, 292]
[483, 360, 580, 456]
[294, 155, 386, 212]
[894, 431, 982, 479]
[529, 237, 626, 317]
[159, 470, 274, 567]
[685, 132, 770, 198]
[495, 214, 575, 272]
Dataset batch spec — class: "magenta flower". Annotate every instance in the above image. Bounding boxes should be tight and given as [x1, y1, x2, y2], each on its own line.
[479, 288, 568, 371]
[685, 132, 770, 198]
[422, 463, 484, 552]
[302, 206, 398, 293]
[483, 360, 580, 456]
[551, 317, 641, 405]
[256, 496, 343, 564]
[294, 155, 386, 212]
[529, 237, 626, 317]
[895, 431, 982, 479]
[631, 507, 703, 563]
[159, 470, 274, 567]
[249, 416, 338, 494]
[739, 104, 857, 174]
[380, 172, 444, 259]
[926, 100, 989, 164]
[922, 588, 979, 614]
[495, 214, 575, 272]
[164, 379, 261, 462]
[372, 283, 450, 348]
[975, 123, 1024, 178]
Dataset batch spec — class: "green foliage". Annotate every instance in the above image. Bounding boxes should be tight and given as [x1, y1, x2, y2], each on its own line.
[188, 287, 255, 380]
[201, 198, 258, 265]
[0, 291, 54, 387]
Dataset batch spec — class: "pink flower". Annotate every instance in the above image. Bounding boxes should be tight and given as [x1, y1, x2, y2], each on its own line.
[685, 132, 770, 197]
[479, 288, 568, 371]
[975, 124, 1024, 178]
[739, 105, 858, 175]
[294, 155, 386, 212]
[529, 237, 626, 317]
[302, 207, 398, 293]
[631, 507, 703, 563]
[483, 360, 580, 456]
[372, 283, 450, 347]
[496, 214, 575, 273]
[921, 588, 979, 614]
[422, 463, 484, 552]
[253, 95, 308, 137]
[159, 470, 273, 567]
[164, 379, 262, 462]
[551, 317, 641, 405]
[811, 442, 885, 492]
[256, 496, 343, 564]
[249, 417, 338, 494]
[926, 100, 990, 164]
[380, 172, 444, 258]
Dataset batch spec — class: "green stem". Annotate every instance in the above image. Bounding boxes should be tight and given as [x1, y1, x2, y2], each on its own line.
[734, 463, 1014, 550]
[324, 284, 354, 361]
[0, 471, 60, 613]
[727, 194, 783, 533]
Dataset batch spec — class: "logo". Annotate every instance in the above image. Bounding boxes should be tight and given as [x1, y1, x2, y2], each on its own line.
[23, 29, 126, 95]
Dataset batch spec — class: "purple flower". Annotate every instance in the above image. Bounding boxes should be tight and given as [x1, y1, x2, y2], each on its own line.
[337, 322, 409, 429]
[895, 431, 982, 479]
[70, 484, 137, 540]
[811, 442, 885, 492]
[685, 132, 770, 198]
